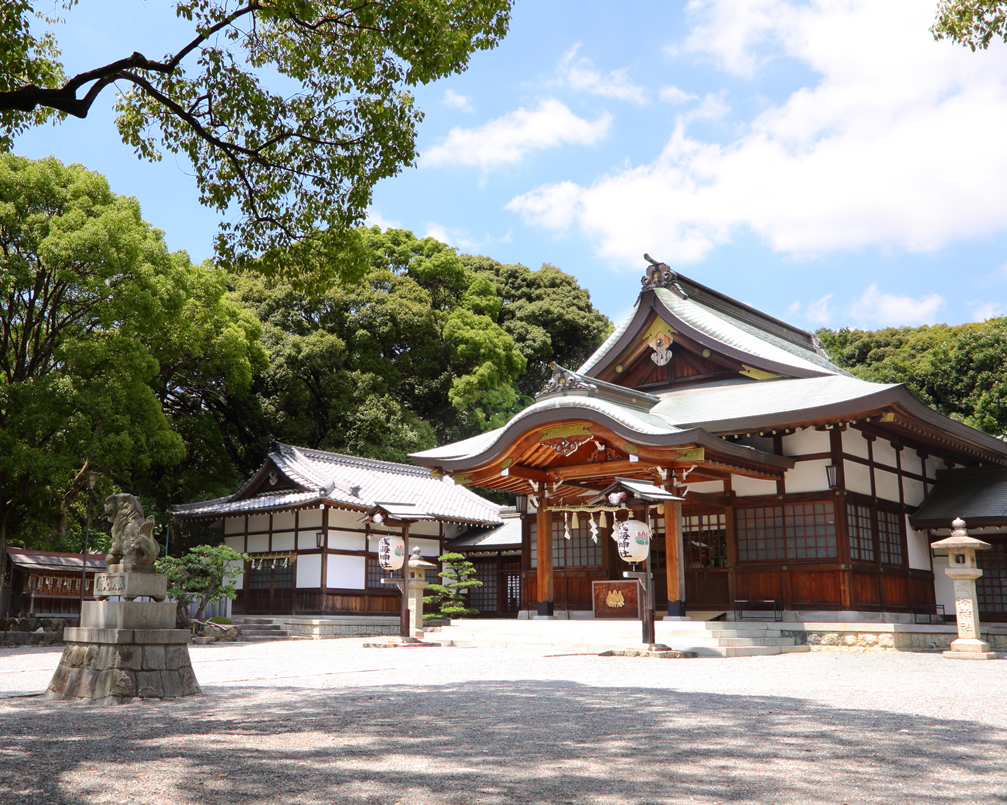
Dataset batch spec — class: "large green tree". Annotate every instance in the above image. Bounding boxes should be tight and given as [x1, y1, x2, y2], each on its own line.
[0, 155, 263, 570]
[0, 0, 512, 275]
[817, 319, 1007, 437]
[460, 255, 613, 398]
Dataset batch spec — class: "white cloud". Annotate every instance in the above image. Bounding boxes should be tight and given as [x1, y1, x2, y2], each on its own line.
[971, 300, 1004, 321]
[443, 89, 474, 112]
[364, 209, 400, 230]
[508, 0, 1007, 268]
[424, 99, 611, 171]
[557, 45, 649, 105]
[787, 293, 833, 325]
[659, 85, 698, 104]
[851, 284, 944, 327]
[424, 222, 478, 251]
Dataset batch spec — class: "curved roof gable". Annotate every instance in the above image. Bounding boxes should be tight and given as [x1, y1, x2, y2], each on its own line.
[579, 264, 846, 383]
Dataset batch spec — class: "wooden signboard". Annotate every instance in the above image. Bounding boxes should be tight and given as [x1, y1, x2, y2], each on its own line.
[592, 580, 641, 618]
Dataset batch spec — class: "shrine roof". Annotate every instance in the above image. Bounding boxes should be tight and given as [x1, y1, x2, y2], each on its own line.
[6, 547, 106, 572]
[911, 468, 1007, 529]
[578, 270, 847, 380]
[172, 443, 501, 525]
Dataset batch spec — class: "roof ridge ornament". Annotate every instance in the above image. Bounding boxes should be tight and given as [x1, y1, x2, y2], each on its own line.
[642, 254, 688, 299]
[536, 364, 598, 398]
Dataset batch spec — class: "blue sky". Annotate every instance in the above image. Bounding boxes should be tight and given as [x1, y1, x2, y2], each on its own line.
[16, 0, 1007, 330]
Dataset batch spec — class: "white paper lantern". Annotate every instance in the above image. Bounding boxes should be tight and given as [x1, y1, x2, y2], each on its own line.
[377, 534, 405, 570]
[615, 519, 652, 563]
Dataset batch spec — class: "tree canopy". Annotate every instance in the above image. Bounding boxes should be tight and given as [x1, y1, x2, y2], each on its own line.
[933, 0, 1007, 51]
[817, 318, 1007, 437]
[0, 0, 512, 275]
[0, 155, 263, 568]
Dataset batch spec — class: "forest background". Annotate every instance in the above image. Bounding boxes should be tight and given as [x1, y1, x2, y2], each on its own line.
[4, 156, 1007, 560]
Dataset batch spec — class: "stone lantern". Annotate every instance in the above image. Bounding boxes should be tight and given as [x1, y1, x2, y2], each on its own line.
[931, 518, 997, 660]
[407, 547, 436, 638]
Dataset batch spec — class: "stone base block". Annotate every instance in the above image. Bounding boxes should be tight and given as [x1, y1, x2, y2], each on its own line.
[82, 600, 176, 630]
[943, 650, 998, 660]
[45, 628, 201, 705]
[94, 571, 168, 601]
[950, 637, 993, 653]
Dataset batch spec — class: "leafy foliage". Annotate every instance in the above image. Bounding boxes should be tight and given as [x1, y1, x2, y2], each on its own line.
[0, 0, 512, 277]
[817, 318, 1007, 436]
[156, 543, 248, 627]
[0, 155, 263, 567]
[423, 552, 481, 620]
[933, 0, 1007, 51]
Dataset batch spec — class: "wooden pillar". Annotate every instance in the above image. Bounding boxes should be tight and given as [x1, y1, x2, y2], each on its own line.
[320, 505, 329, 614]
[664, 499, 686, 617]
[535, 500, 554, 617]
[400, 522, 411, 638]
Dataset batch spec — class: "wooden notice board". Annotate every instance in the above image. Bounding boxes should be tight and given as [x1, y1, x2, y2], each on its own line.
[592, 580, 641, 618]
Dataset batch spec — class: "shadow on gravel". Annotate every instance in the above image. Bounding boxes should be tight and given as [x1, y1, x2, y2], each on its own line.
[0, 680, 1004, 805]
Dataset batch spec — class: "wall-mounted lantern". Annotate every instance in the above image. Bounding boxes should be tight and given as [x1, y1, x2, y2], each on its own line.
[315, 530, 325, 549]
[514, 494, 529, 514]
[825, 463, 840, 490]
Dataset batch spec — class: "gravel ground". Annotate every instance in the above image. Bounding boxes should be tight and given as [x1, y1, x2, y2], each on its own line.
[2, 640, 1006, 804]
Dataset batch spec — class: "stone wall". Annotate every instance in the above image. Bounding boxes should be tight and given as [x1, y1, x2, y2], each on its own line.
[782, 624, 1007, 653]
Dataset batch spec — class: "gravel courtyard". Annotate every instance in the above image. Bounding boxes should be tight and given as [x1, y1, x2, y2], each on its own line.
[1, 640, 1005, 804]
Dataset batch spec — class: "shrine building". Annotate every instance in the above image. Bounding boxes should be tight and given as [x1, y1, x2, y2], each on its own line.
[410, 261, 1007, 622]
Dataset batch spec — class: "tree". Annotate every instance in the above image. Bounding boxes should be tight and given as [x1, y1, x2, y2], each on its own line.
[156, 544, 248, 627]
[933, 1, 1007, 51]
[459, 255, 612, 398]
[0, 0, 512, 276]
[232, 227, 528, 459]
[0, 155, 264, 575]
[817, 318, 1007, 437]
[423, 552, 481, 620]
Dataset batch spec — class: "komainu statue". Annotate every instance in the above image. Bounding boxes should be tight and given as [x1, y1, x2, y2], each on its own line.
[104, 493, 160, 572]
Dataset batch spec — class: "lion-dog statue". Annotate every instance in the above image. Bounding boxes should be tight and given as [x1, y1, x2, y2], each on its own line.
[104, 493, 160, 572]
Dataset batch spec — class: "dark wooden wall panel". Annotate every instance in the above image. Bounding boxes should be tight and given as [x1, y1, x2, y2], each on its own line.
[735, 571, 783, 600]
[790, 570, 841, 606]
[849, 572, 880, 608]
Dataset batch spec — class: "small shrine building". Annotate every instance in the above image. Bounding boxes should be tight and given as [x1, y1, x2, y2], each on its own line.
[170, 444, 502, 616]
[411, 262, 1007, 622]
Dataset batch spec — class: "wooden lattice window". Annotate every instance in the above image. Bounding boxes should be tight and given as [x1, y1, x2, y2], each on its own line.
[978, 541, 1007, 615]
[684, 513, 727, 568]
[877, 508, 904, 566]
[737, 502, 837, 562]
[846, 502, 875, 562]
[529, 521, 602, 568]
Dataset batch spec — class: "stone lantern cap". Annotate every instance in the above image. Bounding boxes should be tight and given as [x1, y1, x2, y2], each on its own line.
[930, 517, 991, 552]
[408, 546, 436, 570]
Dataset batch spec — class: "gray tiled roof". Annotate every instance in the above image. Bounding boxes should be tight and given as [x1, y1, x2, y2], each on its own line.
[7, 548, 106, 571]
[911, 469, 1007, 528]
[447, 511, 523, 549]
[173, 443, 501, 525]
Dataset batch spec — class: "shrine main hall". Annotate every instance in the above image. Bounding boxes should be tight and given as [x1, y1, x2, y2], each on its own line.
[411, 261, 1007, 622]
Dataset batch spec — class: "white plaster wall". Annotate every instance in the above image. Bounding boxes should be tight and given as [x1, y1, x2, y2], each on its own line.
[408, 520, 442, 537]
[903, 478, 926, 507]
[224, 518, 245, 535]
[875, 469, 900, 503]
[247, 533, 269, 553]
[297, 531, 318, 551]
[933, 555, 956, 614]
[226, 559, 244, 590]
[844, 460, 872, 496]
[782, 428, 829, 456]
[248, 514, 270, 534]
[326, 530, 366, 551]
[873, 440, 899, 470]
[272, 532, 296, 552]
[732, 476, 778, 497]
[926, 456, 945, 480]
[843, 430, 869, 459]
[688, 480, 724, 494]
[299, 509, 323, 529]
[328, 554, 365, 589]
[224, 536, 244, 552]
[411, 538, 441, 557]
[785, 459, 830, 494]
[273, 512, 296, 531]
[328, 509, 359, 528]
[296, 554, 322, 588]
[906, 516, 931, 571]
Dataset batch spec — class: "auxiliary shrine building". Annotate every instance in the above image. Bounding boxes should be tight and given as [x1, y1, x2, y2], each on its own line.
[411, 263, 1007, 622]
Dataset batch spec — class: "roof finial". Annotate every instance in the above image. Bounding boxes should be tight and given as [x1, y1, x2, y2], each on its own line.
[641, 255, 687, 299]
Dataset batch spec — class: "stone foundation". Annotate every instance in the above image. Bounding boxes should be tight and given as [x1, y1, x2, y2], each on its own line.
[782, 623, 1007, 653]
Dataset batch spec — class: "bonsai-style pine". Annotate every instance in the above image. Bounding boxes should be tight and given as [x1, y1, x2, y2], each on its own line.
[424, 552, 482, 620]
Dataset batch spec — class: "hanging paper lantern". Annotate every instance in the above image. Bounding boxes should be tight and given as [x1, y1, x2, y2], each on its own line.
[377, 534, 405, 570]
[615, 519, 652, 563]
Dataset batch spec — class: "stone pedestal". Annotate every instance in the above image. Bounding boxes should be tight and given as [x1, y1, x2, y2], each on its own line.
[45, 572, 201, 704]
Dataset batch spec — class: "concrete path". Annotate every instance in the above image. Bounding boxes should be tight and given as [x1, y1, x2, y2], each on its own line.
[1, 641, 1005, 804]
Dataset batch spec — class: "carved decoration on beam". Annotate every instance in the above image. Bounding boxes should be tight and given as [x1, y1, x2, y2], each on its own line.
[545, 436, 592, 457]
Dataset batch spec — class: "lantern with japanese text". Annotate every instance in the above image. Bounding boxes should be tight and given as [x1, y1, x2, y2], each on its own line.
[377, 534, 405, 571]
[614, 519, 651, 563]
